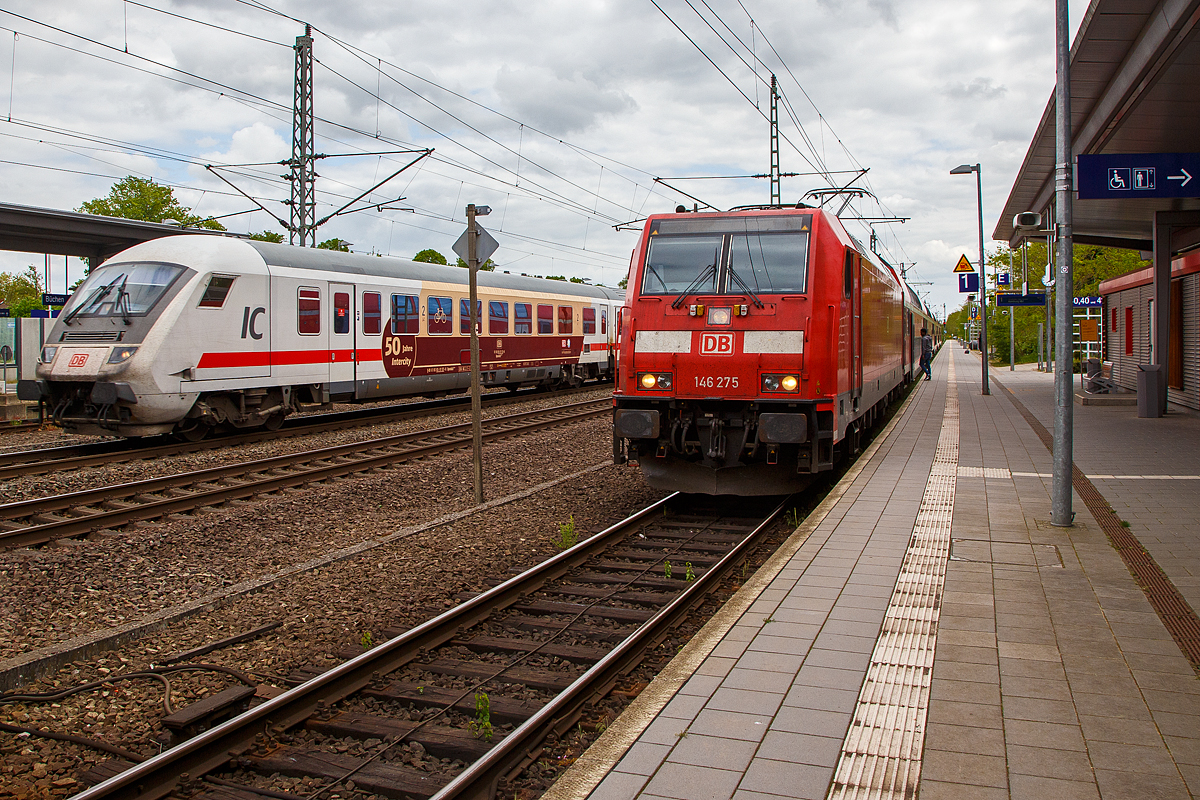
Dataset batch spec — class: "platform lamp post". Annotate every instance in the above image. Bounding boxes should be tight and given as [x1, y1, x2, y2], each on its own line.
[951, 163, 988, 395]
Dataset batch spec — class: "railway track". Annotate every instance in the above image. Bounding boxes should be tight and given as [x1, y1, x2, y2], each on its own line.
[0, 398, 610, 550]
[0, 384, 605, 481]
[0, 419, 43, 435]
[68, 492, 791, 800]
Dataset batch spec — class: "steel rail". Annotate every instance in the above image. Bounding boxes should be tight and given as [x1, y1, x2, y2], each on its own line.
[0, 399, 609, 549]
[67, 495, 682, 800]
[0, 384, 605, 479]
[431, 496, 790, 800]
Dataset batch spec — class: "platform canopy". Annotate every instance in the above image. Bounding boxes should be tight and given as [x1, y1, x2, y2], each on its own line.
[994, 0, 1200, 252]
[0, 201, 242, 264]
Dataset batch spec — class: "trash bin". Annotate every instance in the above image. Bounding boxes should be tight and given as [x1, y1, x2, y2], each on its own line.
[1085, 359, 1103, 393]
[1138, 364, 1162, 418]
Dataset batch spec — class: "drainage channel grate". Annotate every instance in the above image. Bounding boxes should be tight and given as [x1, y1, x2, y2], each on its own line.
[827, 357, 959, 799]
[992, 376, 1200, 671]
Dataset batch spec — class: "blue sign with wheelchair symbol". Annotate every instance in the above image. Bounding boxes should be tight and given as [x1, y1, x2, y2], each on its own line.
[1080, 153, 1199, 199]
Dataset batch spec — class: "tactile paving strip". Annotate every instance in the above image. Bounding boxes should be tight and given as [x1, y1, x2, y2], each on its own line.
[826, 358, 958, 799]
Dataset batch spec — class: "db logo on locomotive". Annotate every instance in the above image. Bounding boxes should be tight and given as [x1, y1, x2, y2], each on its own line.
[699, 333, 734, 356]
[68, 353, 89, 368]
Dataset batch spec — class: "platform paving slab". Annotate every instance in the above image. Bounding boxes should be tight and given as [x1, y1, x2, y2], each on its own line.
[543, 348, 1200, 800]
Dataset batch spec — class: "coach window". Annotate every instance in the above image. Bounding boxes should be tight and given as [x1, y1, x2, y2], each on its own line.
[514, 303, 532, 334]
[489, 301, 509, 334]
[460, 298, 482, 334]
[583, 307, 596, 334]
[601, 307, 607, 335]
[558, 305, 573, 334]
[428, 296, 453, 334]
[298, 287, 321, 334]
[538, 304, 554, 334]
[390, 294, 419, 334]
[363, 292, 381, 335]
[333, 292, 350, 334]
[198, 275, 236, 308]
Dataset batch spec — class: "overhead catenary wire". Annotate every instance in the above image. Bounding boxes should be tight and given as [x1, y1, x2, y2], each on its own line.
[0, 8, 682, 239]
[2, 0, 906, 280]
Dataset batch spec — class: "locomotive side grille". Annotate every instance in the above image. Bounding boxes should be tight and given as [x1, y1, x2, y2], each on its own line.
[59, 330, 124, 342]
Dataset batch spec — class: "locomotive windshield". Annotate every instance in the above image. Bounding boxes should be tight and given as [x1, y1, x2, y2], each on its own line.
[642, 235, 720, 294]
[641, 215, 810, 296]
[61, 262, 185, 323]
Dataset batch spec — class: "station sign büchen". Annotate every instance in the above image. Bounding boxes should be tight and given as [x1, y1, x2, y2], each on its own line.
[995, 293, 1048, 307]
[1077, 153, 1200, 199]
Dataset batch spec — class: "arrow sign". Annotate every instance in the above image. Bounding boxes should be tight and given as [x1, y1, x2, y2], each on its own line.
[1078, 153, 1200, 199]
[452, 223, 499, 264]
[953, 254, 974, 273]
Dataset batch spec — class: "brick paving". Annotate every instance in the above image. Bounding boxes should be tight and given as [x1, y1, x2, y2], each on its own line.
[545, 348, 1200, 800]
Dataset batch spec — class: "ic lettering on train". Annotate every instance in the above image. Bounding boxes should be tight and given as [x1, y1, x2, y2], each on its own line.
[241, 306, 266, 340]
[700, 333, 734, 355]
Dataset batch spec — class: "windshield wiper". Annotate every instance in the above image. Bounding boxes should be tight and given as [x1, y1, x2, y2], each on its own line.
[61, 275, 122, 325]
[670, 263, 716, 309]
[114, 275, 133, 325]
[643, 262, 670, 294]
[727, 266, 765, 308]
[670, 245, 721, 309]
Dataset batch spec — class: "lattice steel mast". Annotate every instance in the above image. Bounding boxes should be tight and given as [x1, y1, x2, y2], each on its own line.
[770, 74, 780, 206]
[288, 25, 316, 246]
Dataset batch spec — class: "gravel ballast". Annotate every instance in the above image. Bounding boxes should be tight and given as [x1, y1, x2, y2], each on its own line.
[0, 393, 666, 799]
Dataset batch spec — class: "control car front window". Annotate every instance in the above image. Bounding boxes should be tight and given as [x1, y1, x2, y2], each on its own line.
[728, 232, 809, 293]
[641, 235, 721, 295]
[62, 262, 184, 321]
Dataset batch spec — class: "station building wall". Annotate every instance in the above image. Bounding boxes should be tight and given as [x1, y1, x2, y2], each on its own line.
[1100, 250, 1200, 411]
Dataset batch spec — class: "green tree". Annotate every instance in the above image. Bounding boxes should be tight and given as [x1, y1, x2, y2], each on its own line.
[413, 249, 448, 264]
[618, 276, 628, 289]
[249, 230, 284, 243]
[0, 266, 46, 318]
[77, 176, 225, 230]
[545, 275, 567, 282]
[454, 257, 496, 272]
[317, 238, 351, 251]
[974, 242, 1145, 366]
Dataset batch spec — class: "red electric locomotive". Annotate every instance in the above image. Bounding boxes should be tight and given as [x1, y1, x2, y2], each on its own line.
[612, 205, 918, 495]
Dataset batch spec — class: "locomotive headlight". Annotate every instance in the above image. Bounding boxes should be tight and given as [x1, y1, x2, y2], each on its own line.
[40, 346, 57, 363]
[107, 346, 139, 364]
[638, 372, 673, 390]
[762, 374, 800, 393]
[707, 306, 733, 325]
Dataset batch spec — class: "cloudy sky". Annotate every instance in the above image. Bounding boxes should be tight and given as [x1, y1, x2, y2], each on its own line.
[0, 0, 1090, 315]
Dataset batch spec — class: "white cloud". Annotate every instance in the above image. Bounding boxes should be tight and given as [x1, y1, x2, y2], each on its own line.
[0, 0, 1096, 307]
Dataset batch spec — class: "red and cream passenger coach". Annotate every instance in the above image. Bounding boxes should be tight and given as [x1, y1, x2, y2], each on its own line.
[613, 206, 922, 495]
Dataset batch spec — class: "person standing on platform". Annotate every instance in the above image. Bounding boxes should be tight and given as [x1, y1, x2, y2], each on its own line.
[920, 328, 933, 381]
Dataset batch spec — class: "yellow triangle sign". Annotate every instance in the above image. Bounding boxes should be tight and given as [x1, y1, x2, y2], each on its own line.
[953, 254, 974, 273]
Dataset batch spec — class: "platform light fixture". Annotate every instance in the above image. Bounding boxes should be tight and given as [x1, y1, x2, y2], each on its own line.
[950, 163, 988, 395]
